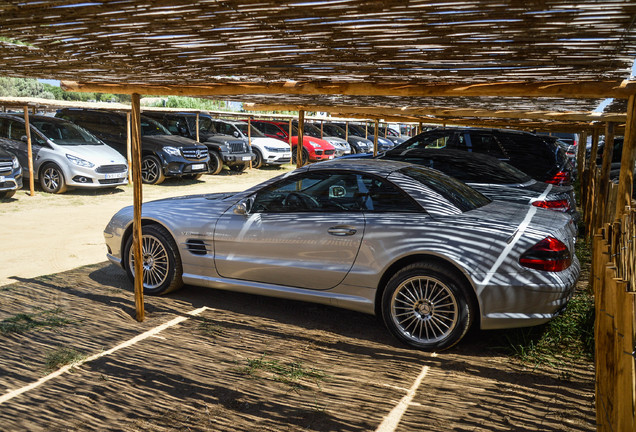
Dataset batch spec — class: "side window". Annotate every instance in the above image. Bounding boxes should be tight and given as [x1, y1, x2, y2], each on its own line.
[0, 119, 8, 137]
[462, 132, 505, 157]
[404, 131, 454, 150]
[8, 121, 26, 141]
[358, 175, 421, 212]
[250, 172, 420, 213]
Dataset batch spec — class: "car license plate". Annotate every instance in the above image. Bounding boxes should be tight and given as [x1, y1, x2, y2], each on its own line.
[283, 153, 291, 157]
[242, 156, 251, 161]
[105, 173, 126, 179]
[328, 155, 334, 159]
[191, 163, 206, 170]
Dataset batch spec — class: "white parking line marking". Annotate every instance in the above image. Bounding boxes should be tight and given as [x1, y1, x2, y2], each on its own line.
[375, 365, 430, 432]
[0, 306, 210, 405]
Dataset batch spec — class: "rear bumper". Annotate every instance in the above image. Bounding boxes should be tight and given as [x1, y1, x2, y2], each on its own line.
[477, 255, 580, 330]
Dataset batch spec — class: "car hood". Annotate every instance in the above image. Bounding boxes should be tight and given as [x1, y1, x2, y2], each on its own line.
[200, 133, 243, 145]
[57, 144, 127, 165]
[142, 134, 205, 148]
[251, 137, 290, 149]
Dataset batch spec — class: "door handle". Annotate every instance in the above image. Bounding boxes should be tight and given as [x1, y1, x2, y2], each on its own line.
[328, 226, 357, 236]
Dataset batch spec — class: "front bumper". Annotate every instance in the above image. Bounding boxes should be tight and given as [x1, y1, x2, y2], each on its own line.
[221, 151, 254, 166]
[66, 164, 129, 189]
[0, 166, 22, 191]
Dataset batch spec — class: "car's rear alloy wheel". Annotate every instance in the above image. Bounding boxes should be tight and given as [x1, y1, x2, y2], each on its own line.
[141, 155, 165, 185]
[125, 224, 183, 295]
[382, 262, 473, 351]
[40, 163, 67, 194]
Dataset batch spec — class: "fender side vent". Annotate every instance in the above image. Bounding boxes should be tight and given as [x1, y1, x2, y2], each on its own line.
[186, 239, 208, 255]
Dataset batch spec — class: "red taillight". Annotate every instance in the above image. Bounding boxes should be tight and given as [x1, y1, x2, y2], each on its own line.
[520, 236, 572, 272]
[531, 199, 570, 212]
[546, 171, 571, 186]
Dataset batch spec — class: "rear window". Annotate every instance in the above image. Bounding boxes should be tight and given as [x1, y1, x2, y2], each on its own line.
[400, 155, 531, 184]
[399, 166, 491, 212]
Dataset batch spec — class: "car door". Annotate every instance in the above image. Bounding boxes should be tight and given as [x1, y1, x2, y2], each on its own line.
[214, 170, 366, 290]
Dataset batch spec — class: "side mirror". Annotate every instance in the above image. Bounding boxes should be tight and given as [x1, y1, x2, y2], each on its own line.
[234, 198, 252, 215]
[233, 131, 240, 138]
[21, 135, 29, 143]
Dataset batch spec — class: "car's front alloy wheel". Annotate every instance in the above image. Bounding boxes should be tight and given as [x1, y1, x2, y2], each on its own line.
[382, 262, 473, 351]
[141, 155, 166, 185]
[40, 163, 67, 194]
[125, 224, 183, 295]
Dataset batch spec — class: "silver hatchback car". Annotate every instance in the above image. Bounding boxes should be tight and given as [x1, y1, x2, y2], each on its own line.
[0, 114, 128, 194]
[104, 159, 579, 350]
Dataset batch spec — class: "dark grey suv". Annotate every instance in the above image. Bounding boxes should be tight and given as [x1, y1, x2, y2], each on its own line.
[56, 109, 210, 184]
[143, 111, 254, 175]
[388, 127, 574, 186]
[0, 147, 22, 199]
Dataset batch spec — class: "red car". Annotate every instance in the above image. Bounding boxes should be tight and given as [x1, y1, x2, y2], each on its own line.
[250, 120, 335, 165]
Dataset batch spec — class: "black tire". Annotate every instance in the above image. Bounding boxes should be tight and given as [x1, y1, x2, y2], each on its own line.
[208, 151, 223, 175]
[124, 224, 183, 295]
[291, 147, 309, 166]
[0, 190, 16, 199]
[229, 163, 247, 172]
[381, 262, 474, 351]
[141, 155, 165, 185]
[349, 144, 358, 154]
[39, 163, 67, 194]
[252, 149, 263, 169]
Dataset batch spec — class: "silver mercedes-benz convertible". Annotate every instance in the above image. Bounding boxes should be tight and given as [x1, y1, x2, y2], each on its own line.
[104, 159, 580, 350]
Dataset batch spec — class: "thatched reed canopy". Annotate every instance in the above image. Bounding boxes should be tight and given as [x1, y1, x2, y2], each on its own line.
[1, 0, 635, 127]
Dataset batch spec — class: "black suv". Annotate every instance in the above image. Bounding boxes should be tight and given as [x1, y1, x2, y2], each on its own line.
[56, 109, 210, 184]
[388, 127, 573, 185]
[0, 147, 22, 199]
[143, 111, 253, 175]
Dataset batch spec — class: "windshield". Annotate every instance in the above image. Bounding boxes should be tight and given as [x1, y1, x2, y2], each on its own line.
[323, 124, 347, 139]
[32, 120, 103, 146]
[347, 124, 367, 136]
[399, 166, 491, 212]
[292, 121, 322, 138]
[235, 122, 265, 137]
[141, 117, 171, 136]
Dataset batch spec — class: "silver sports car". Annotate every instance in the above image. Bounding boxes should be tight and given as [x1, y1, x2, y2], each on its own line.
[104, 159, 580, 350]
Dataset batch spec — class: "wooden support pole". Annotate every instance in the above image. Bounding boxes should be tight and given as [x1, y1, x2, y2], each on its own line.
[247, 117, 252, 169]
[384, 123, 387, 138]
[615, 95, 636, 218]
[23, 106, 34, 197]
[576, 130, 588, 197]
[196, 112, 200, 143]
[597, 122, 616, 231]
[297, 110, 304, 168]
[345, 121, 349, 142]
[365, 123, 368, 140]
[288, 119, 293, 165]
[585, 129, 601, 231]
[130, 93, 145, 322]
[373, 119, 379, 157]
[126, 112, 132, 184]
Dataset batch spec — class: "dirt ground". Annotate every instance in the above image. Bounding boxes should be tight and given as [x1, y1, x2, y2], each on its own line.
[0, 166, 596, 431]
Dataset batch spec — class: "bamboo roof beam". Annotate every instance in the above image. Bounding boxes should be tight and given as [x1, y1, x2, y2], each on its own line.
[61, 80, 636, 100]
[244, 103, 627, 123]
